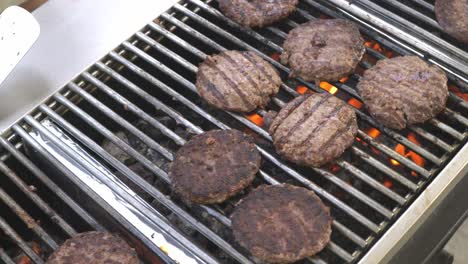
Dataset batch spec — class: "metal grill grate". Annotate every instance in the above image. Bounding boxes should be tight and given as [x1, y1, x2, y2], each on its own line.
[0, 0, 467, 263]
[327, 0, 468, 83]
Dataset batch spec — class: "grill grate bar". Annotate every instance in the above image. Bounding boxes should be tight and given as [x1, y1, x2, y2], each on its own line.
[77, 64, 359, 262]
[143, 21, 424, 192]
[47, 92, 255, 264]
[351, 147, 419, 191]
[408, 0, 434, 11]
[169, 2, 453, 166]
[96, 60, 371, 250]
[115, 43, 393, 224]
[0, 216, 45, 264]
[0, 161, 77, 237]
[0, 248, 15, 264]
[257, 13, 464, 154]
[383, 0, 441, 30]
[0, 137, 104, 232]
[109, 48, 380, 238]
[0, 187, 59, 250]
[130, 33, 406, 206]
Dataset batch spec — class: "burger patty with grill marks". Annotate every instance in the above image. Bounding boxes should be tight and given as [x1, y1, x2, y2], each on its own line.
[269, 93, 358, 167]
[435, 0, 468, 44]
[169, 129, 261, 204]
[196, 50, 282, 113]
[231, 184, 332, 263]
[281, 19, 365, 82]
[47, 232, 138, 264]
[218, 0, 299, 28]
[357, 56, 448, 130]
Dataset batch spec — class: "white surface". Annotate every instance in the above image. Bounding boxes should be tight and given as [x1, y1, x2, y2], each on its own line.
[0, 6, 39, 86]
[0, 0, 179, 132]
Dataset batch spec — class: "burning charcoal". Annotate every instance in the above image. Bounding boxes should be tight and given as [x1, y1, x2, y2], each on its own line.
[114, 163, 155, 202]
[101, 131, 134, 165]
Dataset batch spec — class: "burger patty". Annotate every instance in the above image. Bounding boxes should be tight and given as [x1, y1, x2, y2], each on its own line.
[281, 19, 365, 82]
[435, 0, 468, 43]
[169, 129, 261, 204]
[218, 0, 299, 28]
[47, 232, 138, 264]
[231, 184, 332, 263]
[269, 93, 358, 167]
[357, 56, 448, 130]
[196, 50, 282, 113]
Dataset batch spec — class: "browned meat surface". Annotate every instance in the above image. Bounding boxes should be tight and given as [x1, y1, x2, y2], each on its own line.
[435, 0, 468, 43]
[231, 184, 332, 263]
[170, 129, 261, 204]
[196, 50, 281, 112]
[269, 93, 358, 167]
[218, 0, 299, 28]
[47, 232, 138, 264]
[357, 56, 448, 130]
[281, 19, 365, 82]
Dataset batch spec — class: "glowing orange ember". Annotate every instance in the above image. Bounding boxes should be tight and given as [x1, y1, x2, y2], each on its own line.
[389, 133, 425, 176]
[329, 164, 341, 173]
[364, 40, 393, 58]
[348, 98, 363, 109]
[367, 128, 381, 139]
[383, 180, 393, 188]
[270, 52, 280, 61]
[246, 113, 264, 127]
[296, 85, 309, 95]
[320, 82, 338, 94]
[339, 77, 349, 83]
[17, 242, 41, 264]
[449, 85, 468, 101]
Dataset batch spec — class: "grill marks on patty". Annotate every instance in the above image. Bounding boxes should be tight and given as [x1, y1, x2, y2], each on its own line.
[357, 56, 448, 130]
[196, 50, 281, 112]
[269, 93, 358, 167]
[218, 0, 299, 28]
[231, 184, 332, 263]
[169, 129, 261, 204]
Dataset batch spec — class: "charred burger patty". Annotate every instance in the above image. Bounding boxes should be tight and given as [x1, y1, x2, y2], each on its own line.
[170, 129, 261, 204]
[46, 232, 138, 264]
[281, 19, 365, 82]
[231, 184, 332, 263]
[218, 0, 299, 28]
[269, 93, 358, 167]
[196, 50, 282, 112]
[357, 56, 448, 130]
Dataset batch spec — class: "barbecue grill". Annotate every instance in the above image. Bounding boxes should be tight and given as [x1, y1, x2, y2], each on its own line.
[0, 0, 466, 263]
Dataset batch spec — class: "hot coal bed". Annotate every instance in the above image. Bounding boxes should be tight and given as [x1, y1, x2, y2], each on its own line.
[0, 0, 467, 264]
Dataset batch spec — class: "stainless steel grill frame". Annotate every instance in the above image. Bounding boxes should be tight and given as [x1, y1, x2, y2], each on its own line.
[0, 0, 467, 263]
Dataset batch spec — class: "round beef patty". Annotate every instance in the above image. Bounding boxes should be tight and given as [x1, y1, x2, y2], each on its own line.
[231, 184, 332, 263]
[269, 93, 358, 167]
[218, 0, 299, 28]
[357, 56, 448, 130]
[47, 232, 138, 264]
[196, 50, 282, 113]
[170, 129, 261, 204]
[435, 0, 468, 43]
[281, 19, 365, 82]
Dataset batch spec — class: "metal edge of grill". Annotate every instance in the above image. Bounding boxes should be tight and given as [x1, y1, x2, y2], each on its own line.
[0, 0, 467, 263]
